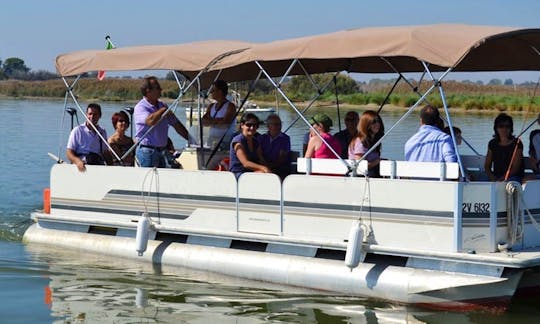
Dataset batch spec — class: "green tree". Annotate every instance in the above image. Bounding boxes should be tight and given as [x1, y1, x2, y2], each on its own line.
[504, 78, 514, 86]
[2, 57, 30, 78]
[488, 78, 502, 85]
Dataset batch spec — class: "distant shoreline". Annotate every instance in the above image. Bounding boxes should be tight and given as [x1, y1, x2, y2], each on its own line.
[1, 79, 538, 114]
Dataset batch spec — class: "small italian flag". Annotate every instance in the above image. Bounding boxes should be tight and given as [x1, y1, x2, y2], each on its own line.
[97, 36, 115, 81]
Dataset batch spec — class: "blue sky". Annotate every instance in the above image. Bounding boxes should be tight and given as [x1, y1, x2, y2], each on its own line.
[1, 0, 539, 82]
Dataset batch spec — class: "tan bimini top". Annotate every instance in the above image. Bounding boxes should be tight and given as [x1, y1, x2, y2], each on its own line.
[56, 24, 540, 81]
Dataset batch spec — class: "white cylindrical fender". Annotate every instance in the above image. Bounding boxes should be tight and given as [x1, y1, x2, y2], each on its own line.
[344, 220, 364, 269]
[135, 213, 150, 256]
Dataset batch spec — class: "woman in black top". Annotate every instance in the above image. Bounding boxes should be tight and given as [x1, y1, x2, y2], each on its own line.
[484, 113, 523, 182]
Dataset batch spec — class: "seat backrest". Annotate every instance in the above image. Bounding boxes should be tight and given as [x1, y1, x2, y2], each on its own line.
[379, 160, 460, 180]
[296, 158, 368, 176]
[460, 155, 486, 172]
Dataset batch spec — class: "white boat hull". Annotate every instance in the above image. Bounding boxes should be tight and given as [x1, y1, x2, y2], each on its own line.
[24, 224, 523, 310]
[24, 164, 540, 311]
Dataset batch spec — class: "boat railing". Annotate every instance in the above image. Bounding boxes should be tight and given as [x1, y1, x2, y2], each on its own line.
[379, 160, 460, 181]
[296, 158, 368, 176]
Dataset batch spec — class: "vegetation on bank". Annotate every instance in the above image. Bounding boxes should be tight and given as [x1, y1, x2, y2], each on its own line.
[1, 75, 538, 112]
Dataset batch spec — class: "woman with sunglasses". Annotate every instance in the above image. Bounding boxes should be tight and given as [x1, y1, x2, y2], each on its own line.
[484, 113, 523, 182]
[229, 113, 269, 179]
[349, 110, 384, 177]
[108, 111, 135, 166]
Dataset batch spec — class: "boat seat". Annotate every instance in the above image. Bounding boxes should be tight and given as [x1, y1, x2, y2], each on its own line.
[379, 160, 459, 181]
[460, 155, 485, 172]
[296, 157, 368, 176]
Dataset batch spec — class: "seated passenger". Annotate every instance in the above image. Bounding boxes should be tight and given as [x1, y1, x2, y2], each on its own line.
[108, 111, 134, 166]
[404, 105, 457, 162]
[304, 113, 341, 159]
[484, 113, 524, 182]
[349, 110, 384, 177]
[529, 113, 540, 175]
[201, 80, 237, 150]
[259, 114, 291, 179]
[334, 111, 359, 159]
[66, 103, 110, 172]
[229, 113, 269, 179]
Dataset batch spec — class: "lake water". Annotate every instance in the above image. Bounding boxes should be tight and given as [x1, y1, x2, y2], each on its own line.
[1, 98, 540, 322]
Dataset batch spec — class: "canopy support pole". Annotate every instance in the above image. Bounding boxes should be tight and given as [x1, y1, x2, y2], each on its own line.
[256, 60, 349, 170]
[376, 75, 402, 114]
[283, 71, 341, 133]
[421, 61, 466, 181]
[381, 57, 480, 157]
[334, 75, 342, 131]
[356, 67, 453, 167]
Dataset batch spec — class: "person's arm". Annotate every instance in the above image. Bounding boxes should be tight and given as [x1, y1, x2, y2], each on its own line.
[508, 146, 523, 178]
[145, 104, 169, 126]
[172, 120, 189, 140]
[304, 136, 318, 158]
[234, 142, 269, 173]
[201, 103, 214, 126]
[67, 148, 85, 172]
[484, 149, 495, 181]
[442, 136, 458, 163]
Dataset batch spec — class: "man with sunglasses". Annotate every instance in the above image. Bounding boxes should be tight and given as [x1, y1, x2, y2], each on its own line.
[134, 76, 189, 167]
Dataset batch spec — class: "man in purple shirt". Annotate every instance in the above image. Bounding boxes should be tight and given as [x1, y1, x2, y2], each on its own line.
[134, 76, 189, 167]
[404, 105, 457, 163]
[67, 103, 109, 172]
[259, 114, 291, 179]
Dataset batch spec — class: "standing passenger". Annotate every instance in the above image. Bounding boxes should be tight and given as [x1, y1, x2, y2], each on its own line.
[134, 76, 189, 167]
[201, 80, 237, 150]
[484, 113, 523, 182]
[334, 111, 359, 159]
[349, 110, 384, 177]
[66, 103, 109, 172]
[304, 113, 341, 159]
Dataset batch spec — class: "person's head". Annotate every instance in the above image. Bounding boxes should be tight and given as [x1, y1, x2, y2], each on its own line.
[140, 76, 162, 101]
[493, 113, 514, 141]
[344, 111, 359, 133]
[420, 105, 440, 126]
[111, 111, 130, 131]
[310, 113, 333, 133]
[240, 113, 260, 137]
[358, 110, 383, 138]
[86, 103, 102, 126]
[265, 114, 282, 137]
[443, 126, 462, 145]
[211, 80, 228, 100]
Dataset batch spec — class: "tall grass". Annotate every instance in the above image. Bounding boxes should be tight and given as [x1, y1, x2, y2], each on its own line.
[1, 79, 538, 112]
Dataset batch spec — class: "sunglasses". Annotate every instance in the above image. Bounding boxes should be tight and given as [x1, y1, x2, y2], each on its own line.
[345, 118, 357, 122]
[371, 119, 381, 125]
[497, 124, 511, 129]
[118, 119, 128, 123]
[244, 122, 259, 128]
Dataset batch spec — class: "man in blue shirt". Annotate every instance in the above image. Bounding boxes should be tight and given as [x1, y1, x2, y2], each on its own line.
[404, 105, 457, 162]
